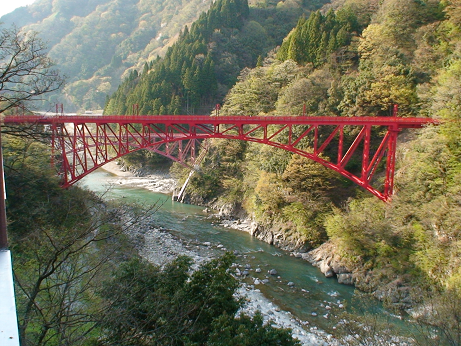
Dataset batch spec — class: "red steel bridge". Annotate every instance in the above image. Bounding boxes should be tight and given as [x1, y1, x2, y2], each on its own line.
[2, 114, 436, 201]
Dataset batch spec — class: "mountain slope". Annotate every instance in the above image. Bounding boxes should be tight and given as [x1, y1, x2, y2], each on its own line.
[1, 0, 327, 112]
[177, 0, 461, 304]
[1, 0, 216, 111]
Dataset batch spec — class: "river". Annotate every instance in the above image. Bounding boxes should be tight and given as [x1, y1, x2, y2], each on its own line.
[80, 168, 413, 345]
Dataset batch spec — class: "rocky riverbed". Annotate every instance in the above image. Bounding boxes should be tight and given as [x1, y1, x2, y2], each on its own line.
[101, 161, 177, 194]
[99, 163, 341, 345]
[206, 201, 415, 312]
[124, 219, 340, 346]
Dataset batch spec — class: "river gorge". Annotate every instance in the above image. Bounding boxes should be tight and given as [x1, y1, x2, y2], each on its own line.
[79, 166, 415, 345]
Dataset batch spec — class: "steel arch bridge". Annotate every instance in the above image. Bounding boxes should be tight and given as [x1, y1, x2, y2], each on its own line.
[2, 114, 436, 201]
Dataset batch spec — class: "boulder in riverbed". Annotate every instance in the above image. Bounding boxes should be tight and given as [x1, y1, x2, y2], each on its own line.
[337, 273, 354, 285]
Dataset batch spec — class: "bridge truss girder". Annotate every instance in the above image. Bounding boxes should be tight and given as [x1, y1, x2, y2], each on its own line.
[4, 115, 435, 201]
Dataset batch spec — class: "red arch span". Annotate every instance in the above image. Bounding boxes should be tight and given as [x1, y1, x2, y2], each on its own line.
[3, 115, 437, 201]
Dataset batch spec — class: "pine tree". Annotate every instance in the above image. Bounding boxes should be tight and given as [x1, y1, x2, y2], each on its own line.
[278, 9, 360, 67]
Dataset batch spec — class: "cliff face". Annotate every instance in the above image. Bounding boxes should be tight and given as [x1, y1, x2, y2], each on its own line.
[249, 225, 310, 252]
[202, 200, 311, 252]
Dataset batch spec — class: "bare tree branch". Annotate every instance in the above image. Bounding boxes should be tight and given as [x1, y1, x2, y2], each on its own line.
[0, 24, 64, 114]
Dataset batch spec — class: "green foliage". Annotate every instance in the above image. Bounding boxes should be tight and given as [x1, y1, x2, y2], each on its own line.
[352, 23, 420, 115]
[277, 8, 361, 67]
[221, 59, 303, 116]
[275, 67, 334, 115]
[410, 222, 450, 283]
[185, 138, 248, 202]
[4, 136, 68, 238]
[223, 67, 279, 115]
[98, 253, 299, 345]
[4, 134, 139, 346]
[322, 39, 461, 285]
[280, 202, 324, 245]
[207, 311, 300, 346]
[187, 171, 222, 201]
[324, 198, 398, 265]
[249, 144, 291, 175]
[253, 171, 284, 219]
[105, 0, 257, 116]
[281, 154, 336, 197]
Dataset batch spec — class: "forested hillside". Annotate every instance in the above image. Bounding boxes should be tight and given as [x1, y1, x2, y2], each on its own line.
[103, 0, 328, 116]
[170, 0, 461, 312]
[104, 0, 252, 116]
[101, 0, 461, 300]
[1, 0, 326, 112]
[102, 0, 329, 167]
[1, 0, 216, 111]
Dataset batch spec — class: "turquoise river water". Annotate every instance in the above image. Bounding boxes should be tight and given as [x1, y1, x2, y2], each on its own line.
[80, 169, 415, 341]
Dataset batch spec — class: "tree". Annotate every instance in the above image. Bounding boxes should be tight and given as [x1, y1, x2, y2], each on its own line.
[0, 25, 64, 114]
[277, 9, 359, 67]
[412, 288, 461, 346]
[3, 134, 160, 345]
[208, 311, 300, 346]
[98, 253, 300, 345]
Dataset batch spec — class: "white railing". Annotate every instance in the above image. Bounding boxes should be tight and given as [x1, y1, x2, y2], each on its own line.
[0, 250, 20, 346]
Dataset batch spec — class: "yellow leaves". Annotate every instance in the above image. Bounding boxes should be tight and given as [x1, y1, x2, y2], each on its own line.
[269, 59, 298, 85]
[221, 177, 243, 202]
[432, 59, 461, 120]
[282, 154, 336, 193]
[254, 171, 284, 212]
[411, 245, 449, 283]
[324, 197, 394, 262]
[275, 67, 333, 116]
[222, 177, 240, 190]
[363, 73, 418, 110]
[444, 0, 461, 27]
[358, 24, 388, 60]
[446, 250, 461, 288]
[281, 202, 324, 243]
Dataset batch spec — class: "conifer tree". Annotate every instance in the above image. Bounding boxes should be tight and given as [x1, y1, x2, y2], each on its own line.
[104, 0, 252, 117]
[278, 9, 359, 67]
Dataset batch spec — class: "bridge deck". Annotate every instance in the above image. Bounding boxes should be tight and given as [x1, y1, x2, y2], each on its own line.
[3, 115, 436, 128]
[2, 114, 438, 201]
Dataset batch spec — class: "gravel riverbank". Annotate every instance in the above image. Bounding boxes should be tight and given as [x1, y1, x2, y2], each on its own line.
[99, 164, 339, 346]
[125, 219, 339, 346]
[101, 161, 177, 194]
